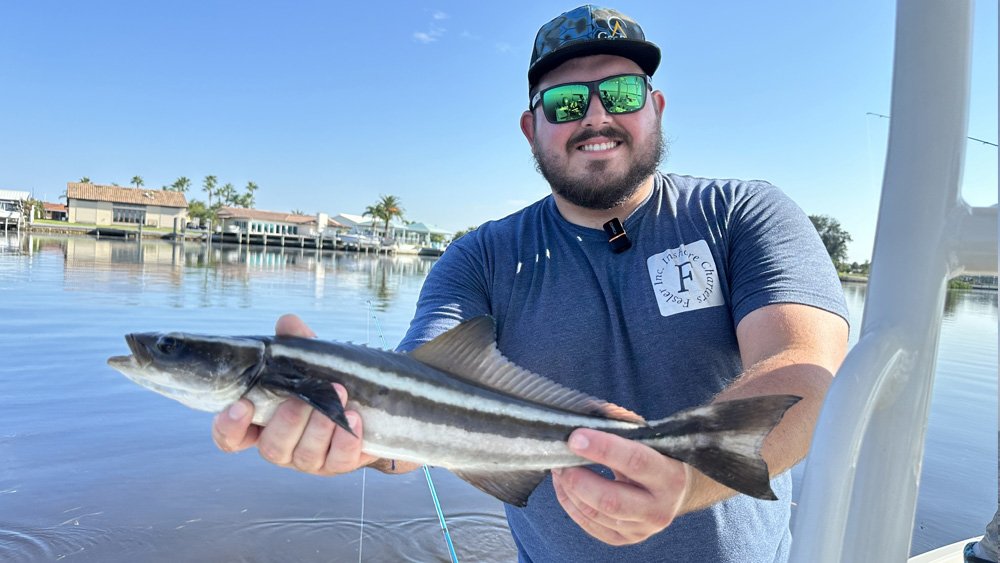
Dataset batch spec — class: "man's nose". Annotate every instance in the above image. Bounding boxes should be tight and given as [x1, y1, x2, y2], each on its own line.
[580, 93, 612, 127]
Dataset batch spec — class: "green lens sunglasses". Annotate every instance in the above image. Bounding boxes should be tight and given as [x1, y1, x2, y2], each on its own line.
[530, 74, 650, 124]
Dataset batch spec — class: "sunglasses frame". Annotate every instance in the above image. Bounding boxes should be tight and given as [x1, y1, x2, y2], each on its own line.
[530, 73, 652, 124]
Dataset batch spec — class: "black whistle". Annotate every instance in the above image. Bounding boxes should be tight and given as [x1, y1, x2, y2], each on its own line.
[602, 217, 632, 253]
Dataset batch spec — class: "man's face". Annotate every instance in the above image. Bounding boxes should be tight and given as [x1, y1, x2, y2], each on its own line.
[521, 54, 667, 210]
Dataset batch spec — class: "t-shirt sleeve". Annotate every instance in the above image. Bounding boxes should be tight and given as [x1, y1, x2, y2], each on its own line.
[395, 233, 492, 353]
[726, 182, 850, 328]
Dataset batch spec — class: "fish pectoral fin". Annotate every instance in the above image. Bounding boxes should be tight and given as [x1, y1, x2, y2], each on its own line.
[260, 372, 353, 436]
[452, 469, 548, 508]
[293, 378, 354, 436]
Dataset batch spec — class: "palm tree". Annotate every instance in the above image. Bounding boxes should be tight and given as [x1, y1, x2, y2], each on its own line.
[131, 176, 144, 189]
[291, 208, 306, 216]
[172, 176, 191, 193]
[364, 195, 405, 239]
[203, 175, 217, 207]
[244, 181, 258, 208]
[223, 183, 242, 206]
[79, 176, 91, 184]
[363, 202, 385, 236]
[377, 194, 404, 238]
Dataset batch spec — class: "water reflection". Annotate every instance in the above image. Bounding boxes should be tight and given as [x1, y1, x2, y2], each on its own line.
[944, 287, 999, 320]
[18, 234, 436, 312]
[840, 278, 998, 325]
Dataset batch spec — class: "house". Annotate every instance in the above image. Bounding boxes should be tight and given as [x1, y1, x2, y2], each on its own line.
[0, 189, 29, 221]
[332, 213, 453, 246]
[402, 222, 454, 246]
[43, 202, 67, 221]
[331, 213, 409, 240]
[217, 208, 347, 237]
[66, 183, 188, 227]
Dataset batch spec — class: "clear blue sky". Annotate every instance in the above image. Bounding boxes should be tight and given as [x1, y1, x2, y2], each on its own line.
[1, 1, 996, 262]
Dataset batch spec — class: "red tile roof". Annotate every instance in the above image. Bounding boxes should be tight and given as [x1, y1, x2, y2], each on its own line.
[43, 202, 66, 212]
[66, 183, 188, 208]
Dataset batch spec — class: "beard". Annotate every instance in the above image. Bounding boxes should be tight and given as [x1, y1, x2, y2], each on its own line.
[532, 122, 667, 210]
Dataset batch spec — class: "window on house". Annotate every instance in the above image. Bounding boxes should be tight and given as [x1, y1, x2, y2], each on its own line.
[113, 206, 146, 224]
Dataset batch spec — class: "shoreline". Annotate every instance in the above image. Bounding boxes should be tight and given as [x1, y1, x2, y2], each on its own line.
[7, 223, 446, 256]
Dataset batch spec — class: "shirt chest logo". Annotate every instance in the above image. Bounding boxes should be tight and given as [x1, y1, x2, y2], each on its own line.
[646, 239, 724, 317]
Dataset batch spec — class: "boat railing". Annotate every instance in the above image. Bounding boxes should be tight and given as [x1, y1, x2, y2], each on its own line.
[789, 1, 997, 561]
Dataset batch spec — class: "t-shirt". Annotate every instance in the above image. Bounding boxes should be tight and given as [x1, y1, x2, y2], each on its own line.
[397, 171, 849, 562]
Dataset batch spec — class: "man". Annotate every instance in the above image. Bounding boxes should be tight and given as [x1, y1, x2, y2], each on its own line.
[213, 5, 849, 561]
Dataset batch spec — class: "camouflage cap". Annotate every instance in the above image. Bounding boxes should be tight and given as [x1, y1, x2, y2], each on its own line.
[528, 5, 661, 90]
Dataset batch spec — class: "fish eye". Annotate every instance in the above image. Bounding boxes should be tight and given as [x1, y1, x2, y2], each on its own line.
[156, 336, 181, 355]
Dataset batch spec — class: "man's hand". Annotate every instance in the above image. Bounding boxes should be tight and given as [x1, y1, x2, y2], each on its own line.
[210, 314, 378, 475]
[551, 428, 689, 546]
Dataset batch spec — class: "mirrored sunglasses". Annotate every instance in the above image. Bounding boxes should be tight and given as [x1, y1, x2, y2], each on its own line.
[530, 74, 650, 124]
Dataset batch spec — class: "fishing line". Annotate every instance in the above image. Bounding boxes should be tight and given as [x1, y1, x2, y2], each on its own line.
[358, 466, 367, 563]
[365, 300, 460, 563]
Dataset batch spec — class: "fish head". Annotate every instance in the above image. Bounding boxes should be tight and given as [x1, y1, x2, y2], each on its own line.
[108, 333, 267, 414]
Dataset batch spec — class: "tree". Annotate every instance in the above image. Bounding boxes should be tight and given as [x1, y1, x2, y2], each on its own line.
[218, 182, 237, 206]
[22, 198, 43, 221]
[171, 176, 191, 193]
[291, 208, 306, 216]
[79, 176, 91, 184]
[243, 181, 258, 208]
[187, 200, 215, 224]
[131, 176, 144, 189]
[809, 214, 853, 269]
[365, 194, 404, 238]
[203, 175, 217, 207]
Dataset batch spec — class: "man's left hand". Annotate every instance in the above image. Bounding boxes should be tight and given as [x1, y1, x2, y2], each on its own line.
[551, 428, 689, 545]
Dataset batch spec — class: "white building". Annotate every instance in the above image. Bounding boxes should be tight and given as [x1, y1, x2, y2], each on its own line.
[0, 189, 29, 222]
[217, 208, 346, 237]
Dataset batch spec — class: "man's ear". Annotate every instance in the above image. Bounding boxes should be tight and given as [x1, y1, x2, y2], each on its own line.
[651, 90, 666, 116]
[520, 110, 536, 145]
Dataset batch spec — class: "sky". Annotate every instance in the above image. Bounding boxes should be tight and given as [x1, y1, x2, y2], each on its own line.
[1, 1, 996, 262]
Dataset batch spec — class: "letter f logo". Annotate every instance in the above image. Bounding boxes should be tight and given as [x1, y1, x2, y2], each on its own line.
[676, 261, 694, 293]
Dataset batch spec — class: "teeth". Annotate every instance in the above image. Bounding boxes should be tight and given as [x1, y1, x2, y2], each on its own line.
[579, 141, 619, 152]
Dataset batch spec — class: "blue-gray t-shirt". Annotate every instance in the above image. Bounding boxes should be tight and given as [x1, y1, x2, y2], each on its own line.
[398, 172, 848, 562]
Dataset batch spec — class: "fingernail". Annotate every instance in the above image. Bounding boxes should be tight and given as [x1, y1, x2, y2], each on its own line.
[346, 412, 359, 431]
[228, 401, 248, 420]
[569, 433, 589, 451]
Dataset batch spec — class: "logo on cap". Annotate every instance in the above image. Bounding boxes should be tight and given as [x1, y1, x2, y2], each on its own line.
[597, 17, 628, 40]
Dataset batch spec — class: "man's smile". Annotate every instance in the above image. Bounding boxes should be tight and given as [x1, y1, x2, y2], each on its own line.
[578, 140, 622, 152]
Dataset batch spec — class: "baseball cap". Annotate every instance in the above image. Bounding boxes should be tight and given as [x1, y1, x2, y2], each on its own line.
[528, 5, 661, 90]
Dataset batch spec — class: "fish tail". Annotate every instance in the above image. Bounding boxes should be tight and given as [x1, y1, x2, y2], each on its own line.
[633, 394, 802, 500]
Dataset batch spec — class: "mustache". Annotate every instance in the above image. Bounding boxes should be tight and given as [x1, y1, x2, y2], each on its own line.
[567, 127, 630, 149]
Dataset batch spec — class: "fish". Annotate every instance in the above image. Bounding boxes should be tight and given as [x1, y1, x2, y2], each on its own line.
[106, 315, 800, 506]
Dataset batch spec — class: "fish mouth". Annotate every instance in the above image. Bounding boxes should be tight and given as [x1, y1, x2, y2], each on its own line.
[109, 334, 153, 368]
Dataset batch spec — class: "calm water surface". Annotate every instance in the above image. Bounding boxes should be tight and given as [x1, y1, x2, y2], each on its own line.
[1, 234, 995, 561]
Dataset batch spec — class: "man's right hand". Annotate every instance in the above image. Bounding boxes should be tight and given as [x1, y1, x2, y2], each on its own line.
[210, 313, 378, 476]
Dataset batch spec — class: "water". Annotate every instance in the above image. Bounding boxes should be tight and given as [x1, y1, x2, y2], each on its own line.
[0, 234, 995, 561]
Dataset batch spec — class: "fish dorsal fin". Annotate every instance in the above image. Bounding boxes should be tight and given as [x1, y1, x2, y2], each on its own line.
[409, 316, 646, 424]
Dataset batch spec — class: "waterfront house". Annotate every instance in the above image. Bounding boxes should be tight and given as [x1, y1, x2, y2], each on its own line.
[0, 189, 29, 221]
[332, 213, 451, 244]
[331, 213, 377, 234]
[217, 208, 347, 237]
[402, 222, 453, 246]
[66, 183, 188, 228]
[43, 202, 67, 221]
